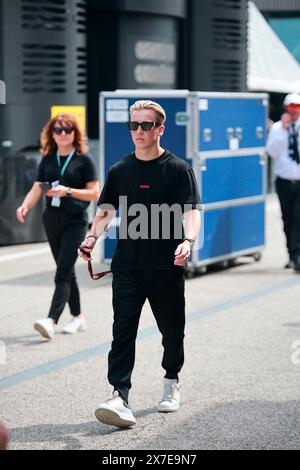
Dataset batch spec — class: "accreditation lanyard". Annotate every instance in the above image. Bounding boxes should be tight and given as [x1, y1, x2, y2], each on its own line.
[56, 147, 75, 180]
[51, 148, 75, 207]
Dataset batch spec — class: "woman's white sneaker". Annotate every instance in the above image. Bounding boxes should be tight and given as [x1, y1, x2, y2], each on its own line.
[95, 391, 136, 428]
[157, 378, 180, 412]
[34, 318, 55, 339]
[62, 317, 87, 334]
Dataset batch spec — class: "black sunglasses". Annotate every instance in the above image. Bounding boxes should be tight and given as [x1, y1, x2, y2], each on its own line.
[127, 121, 161, 131]
[53, 126, 75, 135]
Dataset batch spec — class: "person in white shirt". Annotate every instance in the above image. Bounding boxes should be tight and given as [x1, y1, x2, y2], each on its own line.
[266, 93, 300, 271]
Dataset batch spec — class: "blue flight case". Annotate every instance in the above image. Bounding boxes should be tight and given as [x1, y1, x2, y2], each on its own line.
[99, 90, 268, 275]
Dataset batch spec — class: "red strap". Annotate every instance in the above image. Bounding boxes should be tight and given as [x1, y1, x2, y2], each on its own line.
[88, 260, 111, 280]
[80, 248, 111, 280]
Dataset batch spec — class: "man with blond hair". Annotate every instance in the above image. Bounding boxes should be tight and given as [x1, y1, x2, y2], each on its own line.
[79, 100, 201, 427]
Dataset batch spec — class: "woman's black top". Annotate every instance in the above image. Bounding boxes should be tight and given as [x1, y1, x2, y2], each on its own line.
[36, 152, 98, 214]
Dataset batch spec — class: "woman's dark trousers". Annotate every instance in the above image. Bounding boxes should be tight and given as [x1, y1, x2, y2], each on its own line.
[42, 207, 88, 323]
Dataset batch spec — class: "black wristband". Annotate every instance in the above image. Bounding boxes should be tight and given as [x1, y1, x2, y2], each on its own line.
[86, 234, 98, 241]
[66, 187, 72, 198]
[183, 237, 195, 244]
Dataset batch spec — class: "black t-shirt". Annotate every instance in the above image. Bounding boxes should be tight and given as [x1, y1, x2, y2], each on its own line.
[98, 150, 201, 270]
[36, 152, 98, 214]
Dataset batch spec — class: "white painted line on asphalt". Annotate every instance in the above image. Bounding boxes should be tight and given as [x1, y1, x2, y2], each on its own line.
[0, 247, 50, 263]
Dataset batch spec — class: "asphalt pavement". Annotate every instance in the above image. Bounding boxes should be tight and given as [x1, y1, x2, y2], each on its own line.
[0, 194, 299, 450]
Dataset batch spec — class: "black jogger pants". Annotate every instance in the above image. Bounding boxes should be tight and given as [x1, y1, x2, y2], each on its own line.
[108, 268, 185, 402]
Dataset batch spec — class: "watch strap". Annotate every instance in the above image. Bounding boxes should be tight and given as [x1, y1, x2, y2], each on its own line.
[183, 237, 195, 244]
[86, 234, 98, 241]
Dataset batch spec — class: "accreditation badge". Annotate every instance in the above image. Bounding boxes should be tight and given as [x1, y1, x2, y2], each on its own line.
[51, 180, 61, 207]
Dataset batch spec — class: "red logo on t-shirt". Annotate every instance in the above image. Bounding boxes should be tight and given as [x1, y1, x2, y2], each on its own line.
[139, 184, 150, 189]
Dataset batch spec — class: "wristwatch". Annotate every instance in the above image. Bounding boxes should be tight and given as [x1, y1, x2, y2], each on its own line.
[86, 234, 98, 241]
[183, 237, 195, 245]
[66, 187, 72, 198]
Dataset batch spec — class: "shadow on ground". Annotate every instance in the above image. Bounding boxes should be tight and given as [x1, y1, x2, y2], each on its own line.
[0, 263, 112, 288]
[8, 408, 158, 450]
[7, 401, 300, 450]
[134, 400, 300, 451]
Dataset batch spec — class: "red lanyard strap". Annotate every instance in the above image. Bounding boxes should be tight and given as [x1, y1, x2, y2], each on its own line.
[80, 248, 111, 280]
[88, 260, 111, 280]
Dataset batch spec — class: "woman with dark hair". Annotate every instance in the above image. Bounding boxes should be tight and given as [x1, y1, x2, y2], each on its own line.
[16, 114, 100, 339]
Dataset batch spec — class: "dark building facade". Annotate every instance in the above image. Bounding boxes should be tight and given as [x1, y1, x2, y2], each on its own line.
[0, 0, 251, 144]
[0, 0, 87, 157]
[86, 0, 187, 137]
[187, 0, 248, 93]
[0, 0, 250, 245]
[86, 0, 248, 137]
[0, 0, 88, 244]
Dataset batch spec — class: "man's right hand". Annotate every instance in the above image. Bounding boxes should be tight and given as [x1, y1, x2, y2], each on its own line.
[281, 112, 291, 129]
[77, 236, 97, 261]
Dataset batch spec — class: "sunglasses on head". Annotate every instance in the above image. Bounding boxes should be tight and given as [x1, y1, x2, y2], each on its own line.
[127, 121, 161, 131]
[53, 126, 75, 135]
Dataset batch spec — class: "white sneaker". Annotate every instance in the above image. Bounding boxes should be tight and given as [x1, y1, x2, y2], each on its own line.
[157, 378, 180, 412]
[95, 391, 136, 428]
[62, 317, 86, 334]
[34, 318, 55, 339]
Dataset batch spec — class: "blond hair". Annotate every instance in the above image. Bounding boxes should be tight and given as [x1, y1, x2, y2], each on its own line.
[130, 100, 166, 124]
[40, 113, 89, 157]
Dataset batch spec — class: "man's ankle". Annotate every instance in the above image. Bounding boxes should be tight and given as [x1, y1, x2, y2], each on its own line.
[114, 389, 128, 404]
